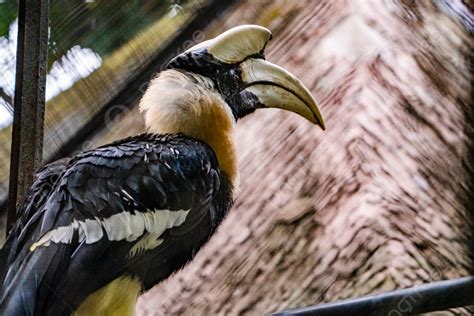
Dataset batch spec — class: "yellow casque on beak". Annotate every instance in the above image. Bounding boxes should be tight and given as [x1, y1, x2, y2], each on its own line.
[240, 58, 325, 129]
[186, 25, 272, 63]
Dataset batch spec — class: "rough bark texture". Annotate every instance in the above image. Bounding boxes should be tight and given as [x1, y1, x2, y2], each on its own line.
[85, 0, 473, 314]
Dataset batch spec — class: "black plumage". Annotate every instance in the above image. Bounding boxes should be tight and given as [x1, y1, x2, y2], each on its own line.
[0, 133, 233, 315]
[0, 158, 70, 288]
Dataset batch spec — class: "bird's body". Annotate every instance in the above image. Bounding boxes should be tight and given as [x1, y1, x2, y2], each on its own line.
[0, 25, 324, 315]
[1, 134, 233, 315]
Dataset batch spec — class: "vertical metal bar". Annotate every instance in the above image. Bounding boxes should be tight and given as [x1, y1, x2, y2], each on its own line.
[7, 0, 49, 233]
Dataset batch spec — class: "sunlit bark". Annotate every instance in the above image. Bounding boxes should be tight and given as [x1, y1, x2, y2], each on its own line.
[125, 1, 471, 315]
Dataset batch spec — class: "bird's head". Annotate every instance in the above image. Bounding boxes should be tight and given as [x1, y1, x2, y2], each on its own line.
[163, 25, 325, 129]
[139, 25, 324, 183]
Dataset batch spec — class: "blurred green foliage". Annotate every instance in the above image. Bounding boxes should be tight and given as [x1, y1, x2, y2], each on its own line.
[0, 0, 17, 37]
[0, 0, 188, 66]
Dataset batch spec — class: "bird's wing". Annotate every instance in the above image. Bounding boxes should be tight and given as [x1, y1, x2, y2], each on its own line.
[0, 158, 70, 287]
[1, 134, 229, 316]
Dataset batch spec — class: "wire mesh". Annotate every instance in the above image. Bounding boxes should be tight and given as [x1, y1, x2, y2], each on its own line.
[0, 0, 213, 212]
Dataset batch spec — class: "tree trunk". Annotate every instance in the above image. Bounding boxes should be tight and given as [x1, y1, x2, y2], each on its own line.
[133, 0, 473, 314]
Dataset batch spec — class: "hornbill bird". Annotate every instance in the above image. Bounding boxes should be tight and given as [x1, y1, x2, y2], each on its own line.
[0, 25, 324, 315]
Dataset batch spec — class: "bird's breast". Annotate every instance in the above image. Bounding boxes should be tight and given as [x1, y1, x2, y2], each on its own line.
[74, 276, 141, 316]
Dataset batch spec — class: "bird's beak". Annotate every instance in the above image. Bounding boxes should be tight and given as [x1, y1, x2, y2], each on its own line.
[239, 58, 325, 130]
[176, 24, 325, 129]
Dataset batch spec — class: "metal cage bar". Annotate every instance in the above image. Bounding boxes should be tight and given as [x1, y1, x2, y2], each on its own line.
[7, 0, 49, 232]
[273, 276, 474, 315]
